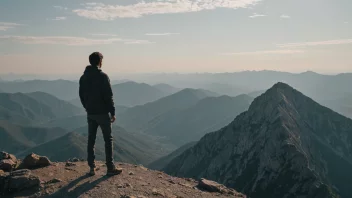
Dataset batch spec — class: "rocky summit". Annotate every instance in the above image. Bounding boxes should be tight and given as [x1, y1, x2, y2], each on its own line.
[164, 82, 352, 198]
[0, 153, 245, 198]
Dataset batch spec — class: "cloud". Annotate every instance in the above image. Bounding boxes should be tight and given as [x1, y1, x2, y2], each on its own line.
[54, 6, 68, 10]
[0, 22, 22, 31]
[0, 35, 152, 46]
[90, 33, 119, 37]
[278, 39, 352, 48]
[249, 13, 266, 18]
[145, 33, 180, 36]
[280, 15, 290, 19]
[73, 0, 262, 20]
[221, 49, 304, 55]
[124, 40, 154, 44]
[344, 21, 349, 24]
[50, 17, 67, 21]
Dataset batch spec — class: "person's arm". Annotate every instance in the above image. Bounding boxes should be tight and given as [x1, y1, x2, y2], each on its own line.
[102, 74, 116, 118]
[79, 76, 86, 109]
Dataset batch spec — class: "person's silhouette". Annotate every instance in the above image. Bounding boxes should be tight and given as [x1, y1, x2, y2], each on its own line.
[79, 52, 122, 176]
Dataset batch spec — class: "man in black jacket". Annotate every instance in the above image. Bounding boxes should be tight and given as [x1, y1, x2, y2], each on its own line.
[79, 52, 122, 176]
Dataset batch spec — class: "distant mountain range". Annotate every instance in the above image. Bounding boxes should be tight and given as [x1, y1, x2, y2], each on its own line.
[20, 125, 172, 165]
[116, 88, 223, 145]
[0, 120, 67, 154]
[69, 81, 179, 108]
[0, 92, 82, 125]
[0, 80, 79, 100]
[141, 94, 253, 146]
[163, 82, 352, 198]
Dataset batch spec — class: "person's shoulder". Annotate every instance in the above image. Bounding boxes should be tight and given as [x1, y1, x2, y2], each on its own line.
[99, 70, 110, 79]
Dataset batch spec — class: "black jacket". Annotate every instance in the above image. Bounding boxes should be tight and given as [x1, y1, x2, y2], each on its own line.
[79, 65, 115, 116]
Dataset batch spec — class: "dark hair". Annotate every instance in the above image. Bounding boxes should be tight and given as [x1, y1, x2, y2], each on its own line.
[89, 52, 103, 66]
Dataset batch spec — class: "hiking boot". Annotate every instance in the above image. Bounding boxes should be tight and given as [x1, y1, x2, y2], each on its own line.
[106, 166, 122, 176]
[89, 167, 96, 176]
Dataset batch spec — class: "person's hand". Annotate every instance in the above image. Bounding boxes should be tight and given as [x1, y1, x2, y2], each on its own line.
[111, 115, 116, 123]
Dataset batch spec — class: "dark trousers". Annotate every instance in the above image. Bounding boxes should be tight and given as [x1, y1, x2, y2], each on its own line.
[87, 114, 114, 169]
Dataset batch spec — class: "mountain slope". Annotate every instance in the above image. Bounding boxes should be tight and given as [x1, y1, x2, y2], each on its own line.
[21, 126, 172, 165]
[0, 92, 55, 125]
[153, 83, 180, 95]
[0, 92, 84, 125]
[25, 92, 83, 117]
[117, 88, 217, 133]
[144, 94, 253, 146]
[17, 132, 94, 161]
[0, 80, 78, 100]
[164, 82, 352, 198]
[41, 105, 129, 131]
[148, 141, 197, 170]
[0, 120, 67, 154]
[111, 81, 168, 107]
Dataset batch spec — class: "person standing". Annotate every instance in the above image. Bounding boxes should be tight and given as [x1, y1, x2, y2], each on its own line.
[79, 52, 122, 176]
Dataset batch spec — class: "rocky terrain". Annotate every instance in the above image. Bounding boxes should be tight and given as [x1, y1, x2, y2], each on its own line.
[0, 152, 245, 198]
[164, 82, 352, 198]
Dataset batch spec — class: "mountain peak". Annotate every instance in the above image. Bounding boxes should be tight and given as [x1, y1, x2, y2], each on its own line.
[270, 81, 293, 90]
[246, 82, 302, 116]
[164, 82, 352, 198]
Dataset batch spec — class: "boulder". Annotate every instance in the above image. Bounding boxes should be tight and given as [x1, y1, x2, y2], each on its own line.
[0, 159, 16, 172]
[21, 153, 51, 169]
[197, 178, 229, 193]
[0, 152, 17, 163]
[0, 169, 41, 194]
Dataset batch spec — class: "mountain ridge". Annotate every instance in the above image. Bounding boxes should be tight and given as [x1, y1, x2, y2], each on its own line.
[164, 82, 352, 198]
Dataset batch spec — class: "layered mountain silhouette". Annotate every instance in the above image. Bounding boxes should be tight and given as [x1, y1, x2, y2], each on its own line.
[41, 105, 129, 131]
[153, 83, 180, 95]
[20, 125, 171, 165]
[148, 141, 197, 170]
[69, 81, 172, 108]
[116, 88, 218, 133]
[164, 82, 352, 198]
[0, 92, 82, 125]
[142, 94, 253, 146]
[0, 80, 78, 100]
[0, 120, 67, 154]
[111, 81, 170, 107]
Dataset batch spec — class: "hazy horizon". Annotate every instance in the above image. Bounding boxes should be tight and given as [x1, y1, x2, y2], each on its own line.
[1, 0, 352, 75]
[1, 69, 351, 81]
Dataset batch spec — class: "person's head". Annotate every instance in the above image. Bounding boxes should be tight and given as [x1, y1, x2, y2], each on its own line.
[89, 52, 103, 68]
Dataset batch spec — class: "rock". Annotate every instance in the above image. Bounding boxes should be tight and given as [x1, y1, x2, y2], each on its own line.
[0, 151, 10, 160]
[0, 152, 17, 163]
[0, 159, 16, 172]
[11, 169, 31, 176]
[124, 183, 132, 188]
[120, 195, 136, 198]
[70, 158, 79, 162]
[21, 153, 51, 169]
[65, 162, 76, 167]
[0, 169, 41, 194]
[46, 178, 62, 184]
[38, 157, 51, 166]
[129, 171, 134, 175]
[197, 178, 228, 193]
[158, 175, 163, 178]
[168, 179, 176, 184]
[152, 188, 165, 196]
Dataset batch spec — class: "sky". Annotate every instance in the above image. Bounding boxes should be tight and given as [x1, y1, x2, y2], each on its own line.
[0, 0, 351, 75]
